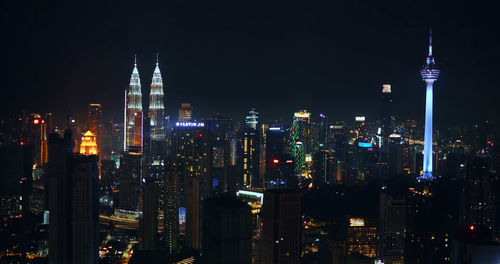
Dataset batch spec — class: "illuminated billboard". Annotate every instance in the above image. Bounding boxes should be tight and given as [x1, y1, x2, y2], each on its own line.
[355, 116, 365, 122]
[349, 218, 365, 227]
[358, 142, 373, 148]
[175, 122, 205, 127]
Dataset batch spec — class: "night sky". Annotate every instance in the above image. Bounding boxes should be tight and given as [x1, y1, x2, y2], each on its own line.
[2, 0, 499, 127]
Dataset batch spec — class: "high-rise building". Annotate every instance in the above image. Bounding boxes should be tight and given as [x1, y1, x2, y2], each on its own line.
[241, 110, 260, 188]
[185, 176, 200, 250]
[202, 196, 253, 264]
[142, 179, 159, 250]
[119, 151, 143, 211]
[346, 217, 377, 258]
[164, 170, 179, 254]
[172, 121, 212, 250]
[291, 110, 311, 174]
[150, 54, 165, 148]
[420, 29, 440, 180]
[125, 56, 143, 151]
[378, 193, 406, 264]
[88, 104, 102, 135]
[261, 189, 301, 264]
[48, 131, 99, 264]
[178, 103, 193, 121]
[245, 108, 258, 130]
[80, 130, 97, 155]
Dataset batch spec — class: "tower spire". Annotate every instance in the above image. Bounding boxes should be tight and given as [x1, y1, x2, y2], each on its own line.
[134, 54, 137, 67]
[428, 28, 433, 57]
[156, 53, 159, 66]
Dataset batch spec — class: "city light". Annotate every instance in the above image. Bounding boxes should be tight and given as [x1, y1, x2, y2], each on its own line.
[349, 218, 365, 227]
[355, 116, 365, 122]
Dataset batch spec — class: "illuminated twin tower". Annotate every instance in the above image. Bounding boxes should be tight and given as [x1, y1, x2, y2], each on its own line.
[420, 29, 440, 180]
[124, 55, 165, 151]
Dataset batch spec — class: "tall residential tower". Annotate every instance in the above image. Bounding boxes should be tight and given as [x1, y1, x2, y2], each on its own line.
[420, 29, 440, 180]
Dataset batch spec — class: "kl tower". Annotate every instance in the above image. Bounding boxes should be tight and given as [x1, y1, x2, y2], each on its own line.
[420, 28, 440, 180]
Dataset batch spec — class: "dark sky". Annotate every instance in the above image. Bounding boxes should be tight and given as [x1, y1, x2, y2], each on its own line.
[1, 0, 498, 127]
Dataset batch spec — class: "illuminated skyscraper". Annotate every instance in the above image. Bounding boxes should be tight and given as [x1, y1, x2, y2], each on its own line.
[178, 103, 193, 121]
[80, 130, 97, 155]
[124, 56, 143, 151]
[291, 110, 310, 173]
[150, 54, 165, 142]
[242, 109, 260, 188]
[245, 108, 258, 130]
[420, 29, 439, 180]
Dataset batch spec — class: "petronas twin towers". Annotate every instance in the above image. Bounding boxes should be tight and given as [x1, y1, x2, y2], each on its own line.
[124, 55, 165, 151]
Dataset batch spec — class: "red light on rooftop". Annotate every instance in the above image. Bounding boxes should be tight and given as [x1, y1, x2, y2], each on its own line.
[20, 142, 24, 146]
[33, 119, 39, 124]
[470, 225, 474, 231]
[273, 159, 279, 164]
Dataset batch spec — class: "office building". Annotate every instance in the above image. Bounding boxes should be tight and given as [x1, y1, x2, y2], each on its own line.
[124, 56, 143, 151]
[142, 179, 159, 250]
[119, 151, 143, 211]
[80, 130, 97, 155]
[202, 196, 253, 264]
[346, 217, 377, 258]
[241, 110, 260, 188]
[378, 193, 406, 264]
[48, 131, 99, 264]
[178, 103, 193, 121]
[149, 55, 166, 157]
[172, 121, 212, 250]
[261, 189, 301, 264]
[164, 170, 179, 254]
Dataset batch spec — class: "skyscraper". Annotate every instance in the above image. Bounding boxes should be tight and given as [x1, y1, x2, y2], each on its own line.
[125, 56, 143, 151]
[241, 109, 260, 188]
[164, 170, 179, 254]
[80, 130, 97, 155]
[119, 152, 142, 211]
[420, 29, 440, 180]
[142, 179, 159, 250]
[178, 103, 193, 121]
[261, 189, 301, 264]
[171, 121, 212, 250]
[88, 104, 102, 136]
[378, 193, 406, 264]
[150, 54, 165, 143]
[245, 108, 258, 130]
[202, 196, 253, 264]
[48, 131, 99, 264]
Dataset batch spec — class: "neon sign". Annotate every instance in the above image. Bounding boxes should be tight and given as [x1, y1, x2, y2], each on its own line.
[176, 122, 204, 127]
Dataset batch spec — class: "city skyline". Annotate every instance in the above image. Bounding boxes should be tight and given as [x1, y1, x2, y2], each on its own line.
[2, 1, 499, 126]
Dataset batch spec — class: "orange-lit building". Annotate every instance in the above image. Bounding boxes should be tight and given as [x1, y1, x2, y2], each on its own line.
[347, 217, 377, 258]
[80, 130, 97, 155]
